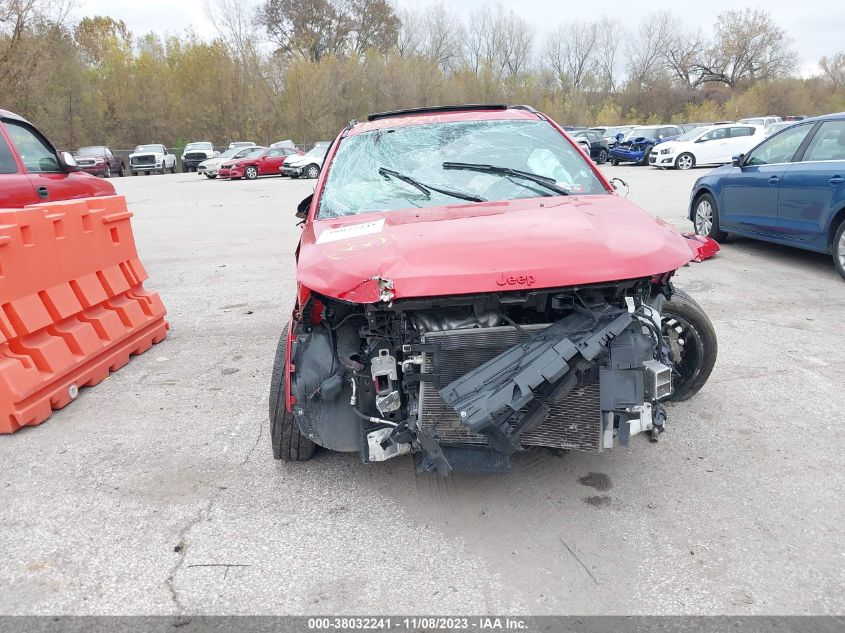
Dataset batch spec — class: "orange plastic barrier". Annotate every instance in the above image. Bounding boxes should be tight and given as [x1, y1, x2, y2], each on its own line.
[0, 195, 167, 433]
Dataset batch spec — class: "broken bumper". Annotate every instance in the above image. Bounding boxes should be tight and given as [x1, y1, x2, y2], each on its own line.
[366, 305, 671, 475]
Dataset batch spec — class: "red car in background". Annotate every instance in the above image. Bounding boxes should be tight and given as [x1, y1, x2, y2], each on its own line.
[0, 109, 114, 207]
[220, 146, 302, 180]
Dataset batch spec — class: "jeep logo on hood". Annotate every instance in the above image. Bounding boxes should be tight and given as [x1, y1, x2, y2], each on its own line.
[496, 273, 536, 287]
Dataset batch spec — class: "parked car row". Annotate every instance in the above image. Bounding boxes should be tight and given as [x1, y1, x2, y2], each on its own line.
[197, 141, 331, 181]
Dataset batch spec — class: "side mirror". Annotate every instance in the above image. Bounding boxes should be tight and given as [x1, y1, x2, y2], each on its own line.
[658, 135, 664, 140]
[59, 151, 79, 172]
[296, 193, 313, 220]
[609, 177, 629, 196]
[731, 154, 744, 167]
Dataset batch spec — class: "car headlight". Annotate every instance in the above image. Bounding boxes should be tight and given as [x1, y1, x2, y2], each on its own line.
[660, 148, 672, 154]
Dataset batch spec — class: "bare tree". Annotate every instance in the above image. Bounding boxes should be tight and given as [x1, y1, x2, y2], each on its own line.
[693, 9, 797, 87]
[662, 16, 705, 88]
[500, 9, 534, 79]
[395, 5, 422, 58]
[625, 11, 674, 87]
[819, 52, 845, 88]
[593, 17, 622, 92]
[419, 3, 464, 72]
[465, 4, 507, 76]
[545, 21, 597, 92]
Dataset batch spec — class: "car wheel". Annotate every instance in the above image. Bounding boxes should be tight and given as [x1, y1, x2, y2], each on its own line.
[597, 149, 608, 165]
[170, 164, 176, 174]
[662, 289, 718, 402]
[118, 164, 125, 177]
[305, 164, 320, 179]
[693, 192, 727, 241]
[610, 158, 619, 166]
[205, 173, 216, 179]
[269, 325, 317, 461]
[639, 146, 652, 165]
[244, 165, 259, 180]
[104, 165, 111, 178]
[145, 171, 151, 175]
[833, 219, 845, 280]
[676, 152, 695, 170]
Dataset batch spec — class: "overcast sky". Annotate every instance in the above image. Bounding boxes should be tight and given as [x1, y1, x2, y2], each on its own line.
[73, 0, 840, 76]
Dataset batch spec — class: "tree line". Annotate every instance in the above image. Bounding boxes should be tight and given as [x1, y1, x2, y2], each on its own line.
[1, 0, 844, 151]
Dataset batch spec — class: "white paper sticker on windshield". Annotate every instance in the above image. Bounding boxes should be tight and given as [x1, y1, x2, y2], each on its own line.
[316, 218, 385, 244]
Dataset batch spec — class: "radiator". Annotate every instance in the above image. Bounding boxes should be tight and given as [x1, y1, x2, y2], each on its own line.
[418, 325, 602, 452]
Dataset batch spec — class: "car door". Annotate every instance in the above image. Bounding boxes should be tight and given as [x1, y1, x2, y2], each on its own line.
[720, 122, 816, 235]
[725, 126, 758, 163]
[3, 118, 83, 202]
[777, 120, 845, 245]
[259, 148, 286, 175]
[0, 123, 39, 206]
[694, 127, 729, 164]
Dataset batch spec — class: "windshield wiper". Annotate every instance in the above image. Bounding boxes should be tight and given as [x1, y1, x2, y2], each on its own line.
[378, 167, 486, 203]
[442, 162, 570, 196]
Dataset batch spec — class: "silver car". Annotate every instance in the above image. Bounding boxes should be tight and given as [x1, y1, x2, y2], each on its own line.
[198, 146, 256, 179]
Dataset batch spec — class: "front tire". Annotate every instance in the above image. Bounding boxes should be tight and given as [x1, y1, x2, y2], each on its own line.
[104, 165, 112, 178]
[693, 192, 727, 241]
[610, 158, 619, 166]
[832, 219, 845, 280]
[676, 152, 695, 170]
[244, 165, 259, 180]
[663, 289, 718, 402]
[639, 146, 652, 166]
[269, 326, 317, 461]
[205, 173, 216, 179]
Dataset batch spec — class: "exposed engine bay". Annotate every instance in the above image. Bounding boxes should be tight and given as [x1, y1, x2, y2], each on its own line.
[287, 277, 689, 475]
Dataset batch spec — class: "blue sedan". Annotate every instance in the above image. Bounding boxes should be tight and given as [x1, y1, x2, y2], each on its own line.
[689, 112, 845, 279]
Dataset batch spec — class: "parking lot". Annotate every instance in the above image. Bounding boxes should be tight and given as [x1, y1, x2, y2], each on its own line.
[1, 166, 843, 615]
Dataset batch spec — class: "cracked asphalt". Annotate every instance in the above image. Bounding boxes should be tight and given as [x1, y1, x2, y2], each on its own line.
[1, 165, 843, 615]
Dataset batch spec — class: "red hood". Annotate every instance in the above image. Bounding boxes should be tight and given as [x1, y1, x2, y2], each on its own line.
[297, 195, 708, 303]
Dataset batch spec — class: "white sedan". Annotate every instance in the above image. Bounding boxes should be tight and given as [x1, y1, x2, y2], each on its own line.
[649, 124, 765, 170]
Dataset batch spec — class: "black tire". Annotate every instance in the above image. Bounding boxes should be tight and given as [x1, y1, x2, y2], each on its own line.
[675, 152, 695, 170]
[663, 289, 718, 402]
[610, 158, 619, 166]
[205, 173, 216, 179]
[170, 164, 176, 174]
[244, 165, 259, 180]
[104, 165, 111, 178]
[118, 163, 125, 177]
[639, 146, 653, 166]
[832, 219, 845, 280]
[305, 164, 320, 179]
[269, 325, 317, 461]
[692, 192, 727, 241]
[597, 149, 608, 165]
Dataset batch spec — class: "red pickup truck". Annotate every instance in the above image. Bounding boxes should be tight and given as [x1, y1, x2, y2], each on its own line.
[0, 109, 115, 208]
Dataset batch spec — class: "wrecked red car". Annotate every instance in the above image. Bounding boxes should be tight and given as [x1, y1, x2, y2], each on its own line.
[270, 104, 719, 475]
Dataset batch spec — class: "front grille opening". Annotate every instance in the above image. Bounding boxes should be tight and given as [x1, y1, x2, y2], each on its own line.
[418, 325, 602, 452]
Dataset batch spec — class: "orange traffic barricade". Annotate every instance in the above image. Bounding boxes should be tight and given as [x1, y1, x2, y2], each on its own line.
[0, 195, 167, 433]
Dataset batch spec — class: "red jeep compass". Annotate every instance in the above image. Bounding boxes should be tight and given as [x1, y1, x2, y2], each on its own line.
[0, 109, 115, 208]
[270, 104, 720, 475]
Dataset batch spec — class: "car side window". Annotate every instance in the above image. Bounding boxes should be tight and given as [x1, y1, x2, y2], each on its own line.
[730, 127, 755, 138]
[267, 149, 284, 157]
[4, 120, 60, 173]
[746, 123, 814, 166]
[701, 128, 728, 142]
[0, 130, 18, 174]
[801, 121, 845, 162]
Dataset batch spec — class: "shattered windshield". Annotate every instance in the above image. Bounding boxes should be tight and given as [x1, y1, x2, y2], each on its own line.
[317, 120, 608, 219]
